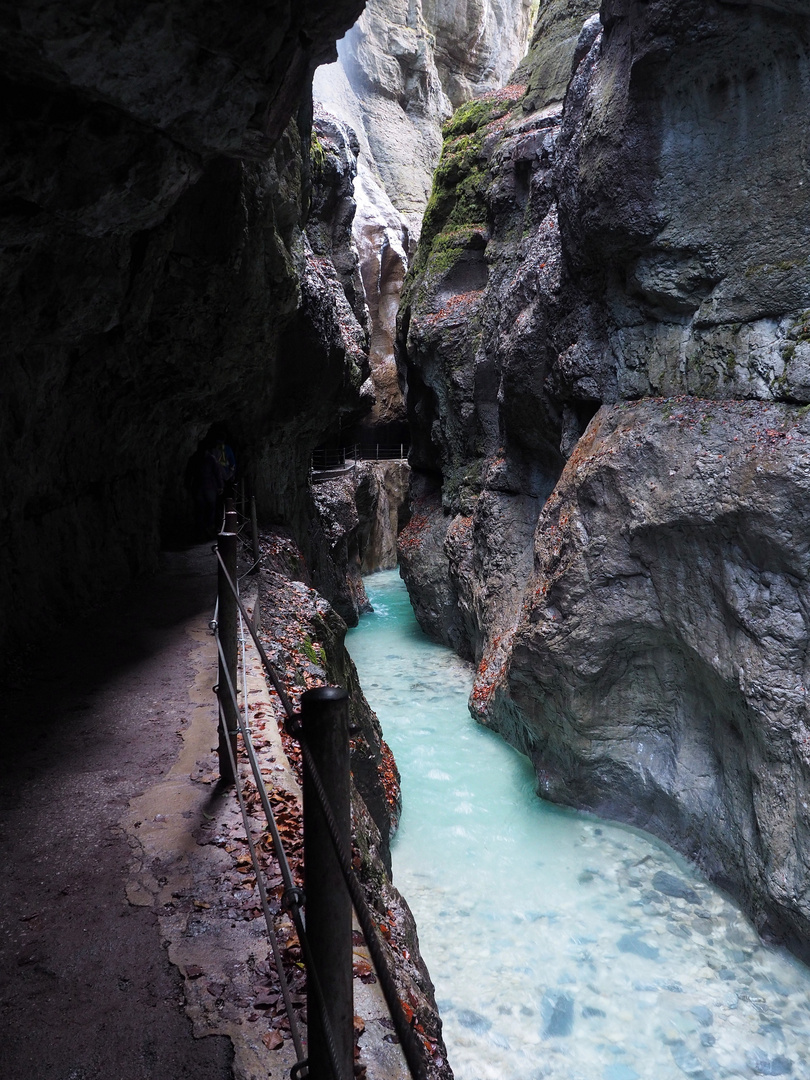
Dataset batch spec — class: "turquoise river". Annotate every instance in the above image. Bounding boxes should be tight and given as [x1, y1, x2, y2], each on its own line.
[345, 569, 810, 1080]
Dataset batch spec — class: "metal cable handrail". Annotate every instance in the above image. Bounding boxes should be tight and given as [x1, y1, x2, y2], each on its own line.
[215, 602, 347, 1079]
[213, 545, 428, 1080]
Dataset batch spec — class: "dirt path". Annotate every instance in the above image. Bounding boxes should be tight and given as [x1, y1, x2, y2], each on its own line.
[0, 545, 235, 1080]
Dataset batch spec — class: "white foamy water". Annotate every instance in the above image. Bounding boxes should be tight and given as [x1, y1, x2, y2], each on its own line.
[346, 570, 810, 1080]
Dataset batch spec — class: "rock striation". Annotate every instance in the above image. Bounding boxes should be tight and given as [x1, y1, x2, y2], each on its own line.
[399, 0, 810, 953]
[489, 397, 810, 953]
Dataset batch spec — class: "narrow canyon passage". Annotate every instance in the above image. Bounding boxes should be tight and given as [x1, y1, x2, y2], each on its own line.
[348, 571, 810, 1080]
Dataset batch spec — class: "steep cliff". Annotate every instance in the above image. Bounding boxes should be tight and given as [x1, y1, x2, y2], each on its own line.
[314, 0, 534, 433]
[399, 0, 810, 953]
[0, 0, 369, 655]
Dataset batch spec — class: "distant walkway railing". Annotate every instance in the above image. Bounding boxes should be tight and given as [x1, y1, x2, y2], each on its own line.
[311, 445, 409, 474]
[211, 522, 428, 1080]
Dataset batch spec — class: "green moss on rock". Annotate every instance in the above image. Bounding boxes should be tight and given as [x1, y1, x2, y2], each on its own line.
[404, 85, 525, 298]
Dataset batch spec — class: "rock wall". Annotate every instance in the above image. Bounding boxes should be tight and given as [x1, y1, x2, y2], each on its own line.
[311, 460, 411, 621]
[0, 0, 369, 654]
[399, 0, 810, 953]
[314, 0, 534, 431]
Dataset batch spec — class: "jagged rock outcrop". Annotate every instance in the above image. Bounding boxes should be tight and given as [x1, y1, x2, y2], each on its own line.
[0, 0, 370, 655]
[399, 0, 810, 953]
[314, 0, 534, 432]
[311, 459, 411, 621]
[485, 397, 810, 954]
[397, 65, 593, 660]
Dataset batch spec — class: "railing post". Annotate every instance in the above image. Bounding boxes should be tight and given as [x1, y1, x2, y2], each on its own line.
[250, 495, 260, 574]
[224, 496, 238, 534]
[300, 686, 353, 1080]
[216, 530, 239, 786]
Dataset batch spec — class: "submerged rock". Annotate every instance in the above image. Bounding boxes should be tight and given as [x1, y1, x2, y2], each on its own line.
[540, 990, 574, 1037]
[652, 872, 701, 905]
[745, 1050, 793, 1076]
[617, 933, 660, 961]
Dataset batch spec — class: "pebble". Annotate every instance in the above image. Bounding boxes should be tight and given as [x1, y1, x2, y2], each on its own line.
[745, 1050, 793, 1075]
[541, 991, 574, 1038]
[617, 933, 660, 960]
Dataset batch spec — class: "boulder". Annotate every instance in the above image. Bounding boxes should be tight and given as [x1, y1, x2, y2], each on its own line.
[484, 398, 810, 953]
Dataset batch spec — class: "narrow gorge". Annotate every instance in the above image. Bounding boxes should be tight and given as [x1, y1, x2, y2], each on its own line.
[3, 0, 810, 1078]
[398, 0, 810, 963]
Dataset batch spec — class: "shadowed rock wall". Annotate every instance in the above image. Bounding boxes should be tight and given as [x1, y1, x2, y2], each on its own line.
[399, 0, 810, 953]
[0, 0, 369, 652]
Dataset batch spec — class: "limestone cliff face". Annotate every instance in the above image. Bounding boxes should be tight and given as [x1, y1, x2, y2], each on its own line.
[314, 0, 533, 430]
[399, 0, 810, 952]
[555, 0, 810, 403]
[0, 0, 369, 653]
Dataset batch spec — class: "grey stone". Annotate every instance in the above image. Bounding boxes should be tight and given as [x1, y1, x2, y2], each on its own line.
[671, 1047, 708, 1078]
[652, 872, 701, 905]
[745, 1050, 793, 1076]
[456, 1008, 492, 1033]
[541, 990, 574, 1037]
[690, 1006, 713, 1027]
[617, 934, 660, 961]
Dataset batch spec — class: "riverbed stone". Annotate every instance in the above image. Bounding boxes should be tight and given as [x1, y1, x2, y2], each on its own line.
[541, 990, 574, 1038]
[653, 872, 701, 905]
[617, 933, 660, 961]
[671, 1046, 709, 1078]
[746, 1050, 793, 1076]
[456, 1008, 492, 1033]
[690, 1006, 713, 1027]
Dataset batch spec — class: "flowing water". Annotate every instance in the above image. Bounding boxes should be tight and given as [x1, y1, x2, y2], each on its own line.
[346, 569, 810, 1080]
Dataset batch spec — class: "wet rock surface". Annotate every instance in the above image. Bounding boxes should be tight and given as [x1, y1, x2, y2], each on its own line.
[311, 459, 411, 624]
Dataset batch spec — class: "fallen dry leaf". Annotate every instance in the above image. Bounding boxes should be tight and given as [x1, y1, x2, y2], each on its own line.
[263, 1029, 284, 1050]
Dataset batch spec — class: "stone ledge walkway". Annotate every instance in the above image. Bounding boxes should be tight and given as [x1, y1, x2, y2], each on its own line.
[0, 544, 235, 1080]
[0, 540, 411, 1080]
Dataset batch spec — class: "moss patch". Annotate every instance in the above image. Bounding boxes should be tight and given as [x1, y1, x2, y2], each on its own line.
[403, 85, 525, 303]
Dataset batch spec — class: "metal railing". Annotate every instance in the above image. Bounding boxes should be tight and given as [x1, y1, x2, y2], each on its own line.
[311, 445, 409, 474]
[211, 528, 428, 1080]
